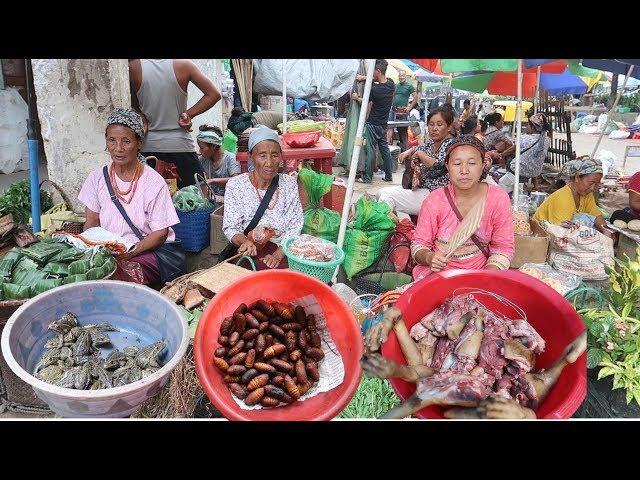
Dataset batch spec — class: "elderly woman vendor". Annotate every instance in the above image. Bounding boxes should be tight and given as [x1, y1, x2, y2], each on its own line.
[411, 135, 515, 281]
[533, 157, 613, 238]
[78, 108, 183, 285]
[222, 127, 303, 270]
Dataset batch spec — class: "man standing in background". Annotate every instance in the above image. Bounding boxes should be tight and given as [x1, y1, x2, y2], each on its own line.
[129, 59, 221, 188]
[387, 69, 416, 152]
[351, 59, 396, 183]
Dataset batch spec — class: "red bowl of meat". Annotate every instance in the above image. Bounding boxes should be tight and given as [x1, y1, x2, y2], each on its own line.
[193, 269, 363, 420]
[381, 269, 586, 419]
[281, 131, 321, 148]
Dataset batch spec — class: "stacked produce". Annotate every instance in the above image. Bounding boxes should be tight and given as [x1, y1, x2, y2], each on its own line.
[0, 240, 115, 300]
[276, 119, 325, 134]
[0, 179, 53, 225]
[212, 299, 325, 408]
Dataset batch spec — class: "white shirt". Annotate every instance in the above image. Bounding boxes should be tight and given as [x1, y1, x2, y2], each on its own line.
[222, 173, 304, 243]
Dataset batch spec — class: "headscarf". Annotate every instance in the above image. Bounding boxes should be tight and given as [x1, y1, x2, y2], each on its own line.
[528, 112, 547, 133]
[248, 126, 281, 153]
[560, 156, 603, 180]
[445, 134, 487, 162]
[197, 129, 222, 146]
[106, 108, 145, 140]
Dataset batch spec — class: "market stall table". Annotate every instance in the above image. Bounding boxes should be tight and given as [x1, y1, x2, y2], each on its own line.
[236, 135, 337, 208]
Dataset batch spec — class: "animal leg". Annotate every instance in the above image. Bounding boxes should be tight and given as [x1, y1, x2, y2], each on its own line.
[360, 353, 434, 382]
[364, 307, 403, 352]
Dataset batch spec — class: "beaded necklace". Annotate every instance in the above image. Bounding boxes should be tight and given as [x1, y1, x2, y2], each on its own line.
[109, 162, 142, 204]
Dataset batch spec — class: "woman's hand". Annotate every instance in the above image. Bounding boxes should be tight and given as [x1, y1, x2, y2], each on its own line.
[261, 248, 284, 269]
[238, 239, 257, 257]
[429, 252, 449, 272]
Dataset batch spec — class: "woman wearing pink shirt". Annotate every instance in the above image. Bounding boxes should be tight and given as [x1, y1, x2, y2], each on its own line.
[411, 135, 515, 281]
[78, 109, 183, 285]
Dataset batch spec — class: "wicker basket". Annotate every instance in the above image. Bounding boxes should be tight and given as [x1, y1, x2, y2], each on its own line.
[281, 237, 344, 284]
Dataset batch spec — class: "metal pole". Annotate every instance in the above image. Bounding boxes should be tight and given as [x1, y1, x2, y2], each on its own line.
[282, 59, 287, 133]
[513, 59, 523, 203]
[591, 65, 634, 158]
[332, 59, 376, 282]
[534, 66, 541, 113]
[25, 59, 41, 233]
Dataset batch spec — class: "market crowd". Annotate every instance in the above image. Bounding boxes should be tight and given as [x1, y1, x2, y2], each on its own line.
[76, 58, 638, 287]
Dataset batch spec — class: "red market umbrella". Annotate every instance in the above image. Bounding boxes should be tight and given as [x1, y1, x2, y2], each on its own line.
[451, 71, 539, 97]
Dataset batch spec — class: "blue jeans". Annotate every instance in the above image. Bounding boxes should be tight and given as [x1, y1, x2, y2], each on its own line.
[364, 123, 392, 182]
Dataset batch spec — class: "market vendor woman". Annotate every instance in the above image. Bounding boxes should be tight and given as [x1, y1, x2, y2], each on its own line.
[78, 108, 183, 285]
[411, 135, 515, 281]
[222, 127, 303, 270]
[533, 157, 613, 238]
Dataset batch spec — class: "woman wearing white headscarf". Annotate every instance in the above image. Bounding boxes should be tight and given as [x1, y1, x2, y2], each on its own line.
[222, 127, 303, 269]
[196, 124, 240, 198]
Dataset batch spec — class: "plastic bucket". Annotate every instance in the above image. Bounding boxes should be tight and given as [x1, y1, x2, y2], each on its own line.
[380, 269, 586, 419]
[193, 270, 363, 420]
[1, 281, 189, 417]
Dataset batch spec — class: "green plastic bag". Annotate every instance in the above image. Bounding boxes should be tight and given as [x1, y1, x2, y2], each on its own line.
[173, 186, 213, 212]
[298, 168, 341, 243]
[343, 197, 395, 279]
[222, 130, 238, 154]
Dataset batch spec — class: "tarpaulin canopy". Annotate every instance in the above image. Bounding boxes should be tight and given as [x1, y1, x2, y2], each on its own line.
[252, 59, 359, 102]
[539, 69, 588, 96]
[581, 59, 640, 80]
[451, 71, 538, 97]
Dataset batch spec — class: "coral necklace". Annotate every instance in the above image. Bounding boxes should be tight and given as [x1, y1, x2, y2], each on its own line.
[109, 162, 142, 204]
[250, 171, 279, 210]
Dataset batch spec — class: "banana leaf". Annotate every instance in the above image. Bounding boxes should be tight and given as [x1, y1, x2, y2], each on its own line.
[69, 259, 92, 275]
[62, 274, 87, 285]
[102, 256, 116, 275]
[86, 266, 106, 280]
[90, 247, 109, 268]
[42, 262, 70, 276]
[33, 278, 64, 296]
[12, 268, 48, 285]
[3, 283, 32, 300]
[0, 248, 24, 277]
[21, 242, 67, 265]
[50, 246, 85, 263]
[12, 255, 39, 273]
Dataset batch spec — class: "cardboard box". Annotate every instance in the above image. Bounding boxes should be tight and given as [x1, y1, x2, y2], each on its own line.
[511, 219, 550, 269]
[210, 206, 227, 255]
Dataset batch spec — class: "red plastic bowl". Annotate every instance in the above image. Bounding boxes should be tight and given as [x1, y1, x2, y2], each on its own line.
[381, 269, 586, 419]
[282, 131, 321, 148]
[193, 270, 363, 420]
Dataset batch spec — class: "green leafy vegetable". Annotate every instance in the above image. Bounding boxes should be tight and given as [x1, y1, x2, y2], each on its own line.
[0, 179, 53, 225]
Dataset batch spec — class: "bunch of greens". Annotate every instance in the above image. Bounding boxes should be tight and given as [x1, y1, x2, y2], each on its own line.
[338, 375, 400, 418]
[0, 179, 54, 224]
[582, 247, 640, 406]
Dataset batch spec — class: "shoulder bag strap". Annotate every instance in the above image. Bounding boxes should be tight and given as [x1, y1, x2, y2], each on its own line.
[443, 186, 490, 258]
[243, 174, 279, 235]
[102, 165, 145, 241]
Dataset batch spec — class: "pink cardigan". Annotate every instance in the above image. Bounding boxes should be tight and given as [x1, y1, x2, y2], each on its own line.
[412, 184, 515, 281]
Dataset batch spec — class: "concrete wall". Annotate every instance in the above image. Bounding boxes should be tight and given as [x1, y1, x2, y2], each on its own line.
[32, 59, 130, 211]
[188, 59, 224, 137]
[31, 59, 224, 211]
[0, 88, 29, 174]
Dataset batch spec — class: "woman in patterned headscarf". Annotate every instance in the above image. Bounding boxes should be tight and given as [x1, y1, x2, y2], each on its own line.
[533, 156, 613, 238]
[77, 108, 183, 285]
